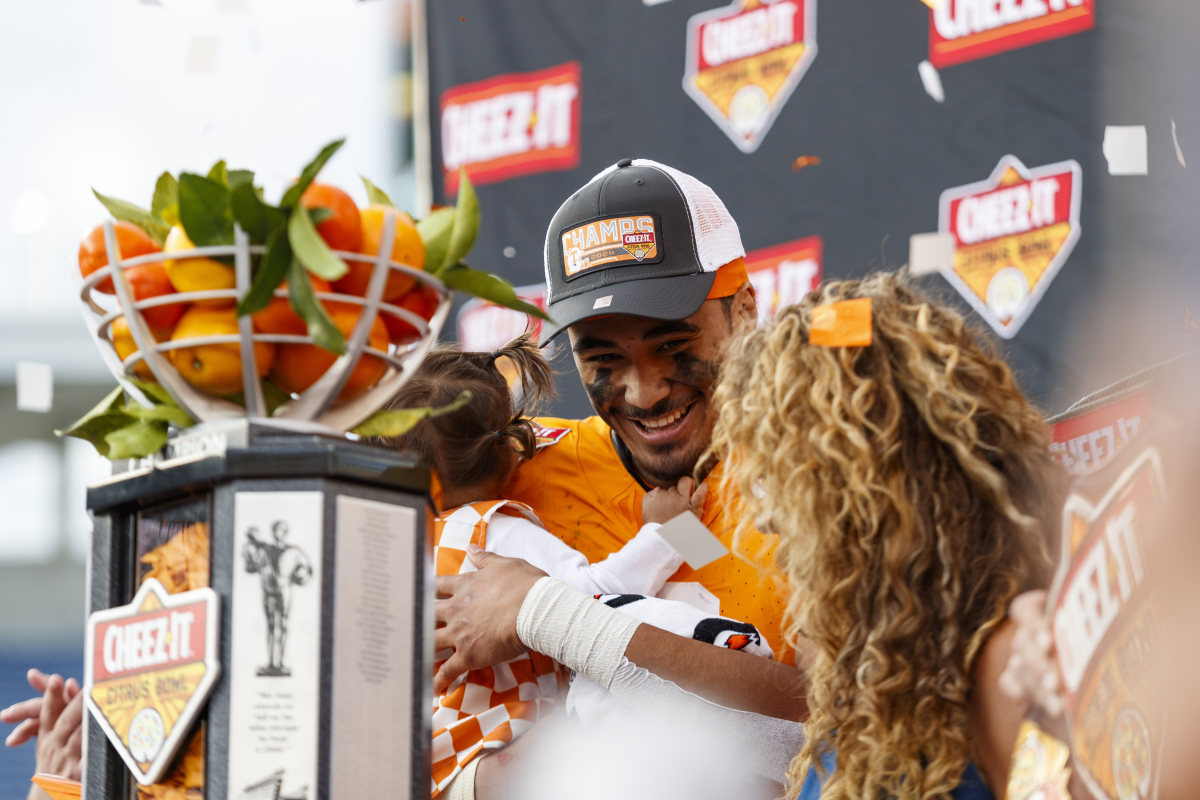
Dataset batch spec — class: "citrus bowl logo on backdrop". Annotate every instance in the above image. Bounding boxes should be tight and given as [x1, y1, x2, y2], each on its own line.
[938, 155, 1082, 339]
[929, 0, 1095, 68]
[440, 61, 582, 195]
[683, 0, 817, 154]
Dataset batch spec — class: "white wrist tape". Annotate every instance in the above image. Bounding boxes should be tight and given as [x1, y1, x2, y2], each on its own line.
[516, 577, 640, 688]
[445, 754, 480, 800]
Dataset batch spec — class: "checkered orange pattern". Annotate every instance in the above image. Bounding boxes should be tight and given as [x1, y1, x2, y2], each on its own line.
[430, 500, 568, 797]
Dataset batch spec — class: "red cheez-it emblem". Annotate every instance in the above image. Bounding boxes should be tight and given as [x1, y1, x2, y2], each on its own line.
[439, 61, 582, 195]
[929, 0, 1095, 68]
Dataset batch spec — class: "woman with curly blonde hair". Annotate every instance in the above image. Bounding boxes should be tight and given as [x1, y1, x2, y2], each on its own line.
[710, 273, 1064, 800]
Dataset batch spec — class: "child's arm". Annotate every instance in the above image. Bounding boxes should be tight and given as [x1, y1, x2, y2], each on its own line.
[485, 515, 682, 597]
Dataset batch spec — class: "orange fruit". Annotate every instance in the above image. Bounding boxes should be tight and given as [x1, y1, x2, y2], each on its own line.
[301, 183, 362, 252]
[251, 276, 333, 335]
[79, 221, 161, 294]
[123, 263, 188, 331]
[271, 307, 388, 400]
[382, 282, 440, 345]
[334, 206, 424, 301]
[111, 316, 170, 381]
[168, 306, 274, 396]
[162, 225, 236, 306]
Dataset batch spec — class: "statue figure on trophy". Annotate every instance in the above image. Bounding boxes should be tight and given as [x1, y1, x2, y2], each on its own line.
[242, 521, 313, 677]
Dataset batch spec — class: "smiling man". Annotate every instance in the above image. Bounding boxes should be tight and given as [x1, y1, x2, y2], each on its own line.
[434, 159, 806, 799]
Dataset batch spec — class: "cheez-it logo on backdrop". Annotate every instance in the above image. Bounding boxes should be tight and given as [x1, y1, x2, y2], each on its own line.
[744, 235, 822, 323]
[683, 0, 817, 154]
[929, 0, 1095, 68]
[440, 61, 581, 195]
[938, 155, 1082, 338]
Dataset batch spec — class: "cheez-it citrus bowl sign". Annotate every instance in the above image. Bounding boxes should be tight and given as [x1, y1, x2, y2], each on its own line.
[684, 0, 817, 154]
[85, 578, 220, 784]
[440, 61, 581, 195]
[929, 0, 1095, 69]
[938, 155, 1082, 338]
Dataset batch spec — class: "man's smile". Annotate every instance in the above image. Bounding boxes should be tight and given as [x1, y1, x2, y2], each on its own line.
[619, 399, 701, 445]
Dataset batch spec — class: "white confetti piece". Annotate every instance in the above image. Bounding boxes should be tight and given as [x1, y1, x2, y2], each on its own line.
[503, 246, 516, 258]
[918, 60, 945, 104]
[1102, 125, 1148, 176]
[908, 232, 956, 276]
[16, 361, 53, 413]
[185, 35, 220, 74]
[1172, 118, 1187, 168]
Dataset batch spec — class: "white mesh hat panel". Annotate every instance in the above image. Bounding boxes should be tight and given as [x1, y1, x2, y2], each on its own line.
[631, 159, 745, 272]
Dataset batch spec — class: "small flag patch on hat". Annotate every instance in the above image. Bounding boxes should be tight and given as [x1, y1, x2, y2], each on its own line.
[809, 298, 872, 347]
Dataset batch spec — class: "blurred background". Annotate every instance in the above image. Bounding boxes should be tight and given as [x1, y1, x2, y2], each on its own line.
[0, 1, 413, 791]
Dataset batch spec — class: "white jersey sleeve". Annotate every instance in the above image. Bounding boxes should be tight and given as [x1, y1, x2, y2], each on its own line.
[484, 514, 683, 597]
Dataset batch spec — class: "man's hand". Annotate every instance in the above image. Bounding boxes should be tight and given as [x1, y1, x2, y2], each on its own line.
[434, 548, 548, 694]
[1, 669, 84, 780]
[998, 590, 1064, 717]
[642, 476, 709, 525]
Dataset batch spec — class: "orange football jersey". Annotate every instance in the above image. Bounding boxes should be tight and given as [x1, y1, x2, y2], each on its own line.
[505, 416, 794, 666]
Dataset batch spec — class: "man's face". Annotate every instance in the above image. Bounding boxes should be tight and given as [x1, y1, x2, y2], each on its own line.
[567, 296, 739, 488]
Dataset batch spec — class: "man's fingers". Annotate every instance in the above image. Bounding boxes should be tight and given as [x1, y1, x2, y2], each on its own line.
[4, 718, 39, 748]
[433, 653, 468, 695]
[39, 675, 65, 732]
[0, 696, 44, 724]
[64, 678, 80, 701]
[435, 574, 466, 599]
[56, 693, 84, 741]
[465, 544, 495, 568]
[26, 668, 50, 694]
[434, 626, 457, 654]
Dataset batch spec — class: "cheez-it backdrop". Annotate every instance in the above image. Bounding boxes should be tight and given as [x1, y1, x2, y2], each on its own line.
[426, 0, 1200, 418]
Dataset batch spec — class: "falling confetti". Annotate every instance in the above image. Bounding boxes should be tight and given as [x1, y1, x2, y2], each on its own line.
[791, 155, 821, 172]
[459, 16, 467, 22]
[1103, 126, 1148, 175]
[1172, 118, 1187, 168]
[918, 60, 945, 103]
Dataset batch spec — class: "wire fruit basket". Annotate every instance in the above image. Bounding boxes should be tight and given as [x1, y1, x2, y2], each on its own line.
[80, 214, 450, 435]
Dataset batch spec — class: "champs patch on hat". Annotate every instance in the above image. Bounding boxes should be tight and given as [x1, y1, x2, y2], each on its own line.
[561, 214, 662, 277]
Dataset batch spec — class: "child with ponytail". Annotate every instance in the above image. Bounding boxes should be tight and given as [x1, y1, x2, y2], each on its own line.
[391, 333, 732, 798]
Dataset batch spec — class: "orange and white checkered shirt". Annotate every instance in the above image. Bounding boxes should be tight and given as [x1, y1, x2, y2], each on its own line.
[430, 500, 567, 797]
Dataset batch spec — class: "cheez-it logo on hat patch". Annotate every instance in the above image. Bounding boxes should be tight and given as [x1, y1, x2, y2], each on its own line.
[562, 214, 660, 277]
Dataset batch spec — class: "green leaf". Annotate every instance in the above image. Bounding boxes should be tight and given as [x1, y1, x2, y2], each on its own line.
[55, 387, 130, 457]
[288, 258, 344, 354]
[151, 173, 179, 223]
[207, 160, 228, 186]
[361, 175, 395, 207]
[91, 189, 171, 246]
[351, 390, 472, 438]
[125, 378, 179, 408]
[308, 207, 333, 225]
[231, 182, 286, 243]
[416, 208, 454, 275]
[442, 171, 480, 272]
[178, 173, 234, 247]
[228, 169, 255, 189]
[280, 138, 345, 208]
[260, 379, 292, 414]
[441, 264, 552, 321]
[237, 226, 291, 316]
[104, 419, 169, 460]
[288, 204, 348, 281]
[123, 402, 194, 429]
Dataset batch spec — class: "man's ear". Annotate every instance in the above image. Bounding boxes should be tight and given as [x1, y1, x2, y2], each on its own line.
[730, 281, 758, 333]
